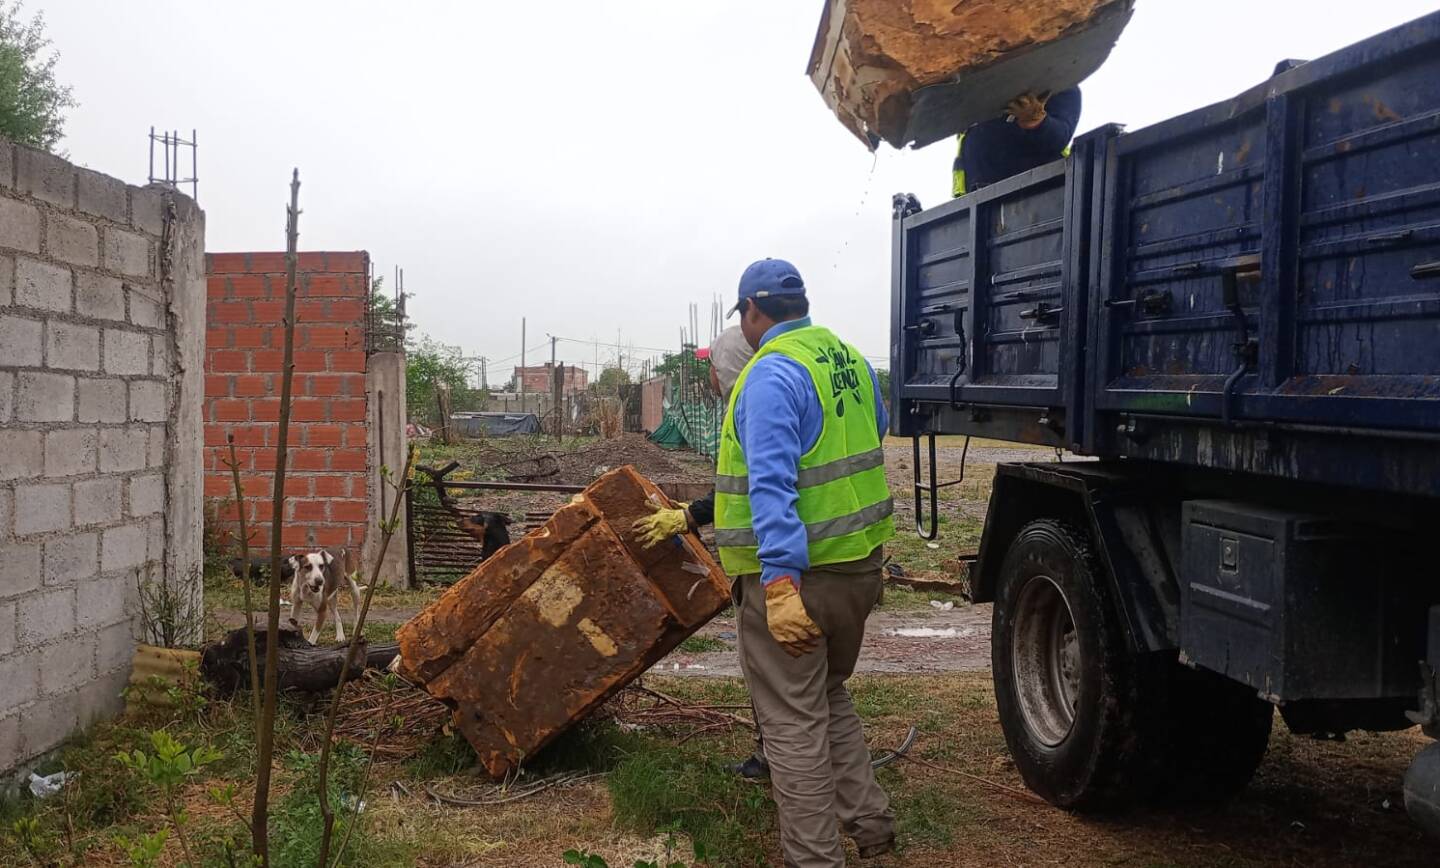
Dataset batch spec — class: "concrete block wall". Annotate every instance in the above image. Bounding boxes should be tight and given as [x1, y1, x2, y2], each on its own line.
[0, 143, 205, 774]
[203, 252, 372, 554]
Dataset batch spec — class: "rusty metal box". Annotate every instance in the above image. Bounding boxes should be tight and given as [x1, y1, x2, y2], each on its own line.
[396, 466, 730, 777]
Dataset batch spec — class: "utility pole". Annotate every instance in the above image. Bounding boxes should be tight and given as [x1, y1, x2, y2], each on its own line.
[479, 356, 487, 391]
[547, 333, 558, 440]
[520, 317, 527, 414]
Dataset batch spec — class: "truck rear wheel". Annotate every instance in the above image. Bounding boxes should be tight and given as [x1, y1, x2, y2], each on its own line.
[992, 519, 1154, 810]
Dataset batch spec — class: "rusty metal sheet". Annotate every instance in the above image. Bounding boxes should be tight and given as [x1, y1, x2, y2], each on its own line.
[808, 0, 1135, 149]
[396, 466, 730, 778]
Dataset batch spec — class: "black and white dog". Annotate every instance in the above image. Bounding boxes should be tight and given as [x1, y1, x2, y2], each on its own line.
[286, 549, 364, 644]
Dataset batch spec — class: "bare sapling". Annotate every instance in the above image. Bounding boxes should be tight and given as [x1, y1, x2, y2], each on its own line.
[252, 169, 303, 864]
[224, 436, 262, 721]
[315, 444, 418, 867]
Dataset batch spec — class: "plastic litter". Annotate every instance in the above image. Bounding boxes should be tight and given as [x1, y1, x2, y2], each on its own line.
[28, 771, 75, 799]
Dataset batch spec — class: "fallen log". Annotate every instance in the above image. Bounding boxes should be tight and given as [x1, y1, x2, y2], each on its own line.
[199, 624, 400, 695]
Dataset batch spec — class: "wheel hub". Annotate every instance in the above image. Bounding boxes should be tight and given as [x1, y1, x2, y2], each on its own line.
[1011, 574, 1080, 747]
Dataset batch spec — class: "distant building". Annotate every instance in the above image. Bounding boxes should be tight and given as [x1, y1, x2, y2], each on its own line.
[514, 363, 587, 395]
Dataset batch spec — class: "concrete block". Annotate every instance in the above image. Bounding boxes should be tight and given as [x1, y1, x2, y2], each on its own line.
[0, 370, 10, 423]
[43, 428, 97, 477]
[77, 572, 129, 630]
[150, 335, 171, 376]
[147, 424, 166, 468]
[45, 213, 99, 267]
[0, 487, 10, 538]
[16, 147, 74, 208]
[75, 271, 124, 321]
[103, 228, 149, 277]
[0, 253, 11, 305]
[0, 541, 40, 598]
[43, 530, 98, 587]
[15, 371, 74, 422]
[17, 586, 76, 645]
[97, 617, 136, 674]
[0, 197, 41, 253]
[131, 187, 166, 236]
[0, 651, 39, 708]
[76, 169, 128, 223]
[0, 314, 42, 366]
[0, 142, 12, 189]
[73, 476, 122, 527]
[14, 257, 72, 312]
[101, 524, 147, 572]
[127, 473, 164, 517]
[0, 600, 14, 655]
[14, 482, 70, 535]
[128, 380, 166, 422]
[102, 328, 150, 375]
[0, 713, 16, 774]
[77, 377, 126, 423]
[98, 427, 147, 473]
[19, 691, 76, 759]
[39, 633, 95, 696]
[145, 517, 165, 563]
[128, 289, 163, 329]
[77, 667, 128, 728]
[0, 429, 42, 481]
[44, 320, 100, 371]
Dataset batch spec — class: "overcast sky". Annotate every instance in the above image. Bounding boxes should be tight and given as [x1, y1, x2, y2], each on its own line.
[35, 0, 1440, 376]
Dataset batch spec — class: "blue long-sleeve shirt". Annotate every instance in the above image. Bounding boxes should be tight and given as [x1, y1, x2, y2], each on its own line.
[732, 317, 887, 587]
[959, 87, 1082, 190]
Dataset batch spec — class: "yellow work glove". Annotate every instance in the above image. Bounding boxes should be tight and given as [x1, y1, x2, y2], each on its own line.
[1007, 92, 1049, 130]
[764, 576, 822, 657]
[631, 501, 690, 549]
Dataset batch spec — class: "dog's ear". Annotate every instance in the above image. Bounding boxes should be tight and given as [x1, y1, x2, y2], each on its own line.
[321, 550, 335, 566]
[284, 555, 299, 576]
[496, 513, 513, 526]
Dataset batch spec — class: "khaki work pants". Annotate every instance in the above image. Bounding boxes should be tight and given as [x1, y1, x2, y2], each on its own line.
[735, 549, 894, 867]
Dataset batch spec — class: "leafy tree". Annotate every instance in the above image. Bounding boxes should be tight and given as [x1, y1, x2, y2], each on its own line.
[407, 336, 485, 426]
[595, 365, 631, 393]
[0, 2, 74, 151]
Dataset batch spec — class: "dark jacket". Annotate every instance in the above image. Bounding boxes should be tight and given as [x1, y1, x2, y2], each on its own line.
[957, 87, 1082, 192]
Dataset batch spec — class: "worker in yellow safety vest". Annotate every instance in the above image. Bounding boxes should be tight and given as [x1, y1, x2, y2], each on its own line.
[714, 257, 896, 867]
[954, 87, 1082, 197]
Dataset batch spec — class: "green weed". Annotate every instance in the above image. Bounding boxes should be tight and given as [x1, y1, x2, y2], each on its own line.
[677, 635, 729, 654]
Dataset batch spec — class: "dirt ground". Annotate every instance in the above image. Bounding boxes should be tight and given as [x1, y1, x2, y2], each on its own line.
[199, 435, 1440, 866]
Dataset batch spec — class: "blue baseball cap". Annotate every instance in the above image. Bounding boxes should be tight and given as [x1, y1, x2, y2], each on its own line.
[728, 258, 806, 318]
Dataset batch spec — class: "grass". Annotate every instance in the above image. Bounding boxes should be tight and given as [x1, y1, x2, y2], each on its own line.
[677, 635, 730, 654]
[877, 586, 967, 612]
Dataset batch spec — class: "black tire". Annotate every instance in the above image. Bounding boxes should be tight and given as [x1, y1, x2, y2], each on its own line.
[991, 519, 1158, 810]
[1153, 663, 1273, 804]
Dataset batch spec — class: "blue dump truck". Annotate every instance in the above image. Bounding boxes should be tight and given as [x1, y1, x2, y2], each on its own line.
[890, 11, 1440, 834]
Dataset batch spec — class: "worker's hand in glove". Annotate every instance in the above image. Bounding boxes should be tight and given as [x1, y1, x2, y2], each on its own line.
[631, 501, 690, 549]
[1007, 92, 1049, 129]
[764, 576, 822, 657]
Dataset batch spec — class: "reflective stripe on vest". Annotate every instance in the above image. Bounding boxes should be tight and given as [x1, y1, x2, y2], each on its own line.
[713, 325, 895, 576]
[951, 133, 967, 198]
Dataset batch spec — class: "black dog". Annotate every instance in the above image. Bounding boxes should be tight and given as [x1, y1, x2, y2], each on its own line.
[462, 511, 513, 560]
[228, 556, 296, 586]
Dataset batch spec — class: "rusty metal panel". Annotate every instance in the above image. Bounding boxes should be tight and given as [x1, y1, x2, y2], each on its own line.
[396, 466, 730, 778]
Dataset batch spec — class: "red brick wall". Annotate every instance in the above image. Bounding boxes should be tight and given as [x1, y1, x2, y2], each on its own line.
[203, 251, 371, 551]
[514, 364, 587, 395]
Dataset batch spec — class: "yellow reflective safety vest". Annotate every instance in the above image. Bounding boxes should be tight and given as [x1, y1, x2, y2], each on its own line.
[713, 324, 895, 576]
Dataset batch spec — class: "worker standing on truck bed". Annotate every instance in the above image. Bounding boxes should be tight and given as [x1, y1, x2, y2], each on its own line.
[714, 258, 896, 866]
[953, 87, 1082, 196]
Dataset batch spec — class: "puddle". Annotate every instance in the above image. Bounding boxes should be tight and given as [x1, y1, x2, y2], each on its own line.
[884, 627, 974, 639]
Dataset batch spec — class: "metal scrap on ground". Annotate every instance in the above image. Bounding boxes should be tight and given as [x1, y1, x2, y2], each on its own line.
[396, 466, 732, 779]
